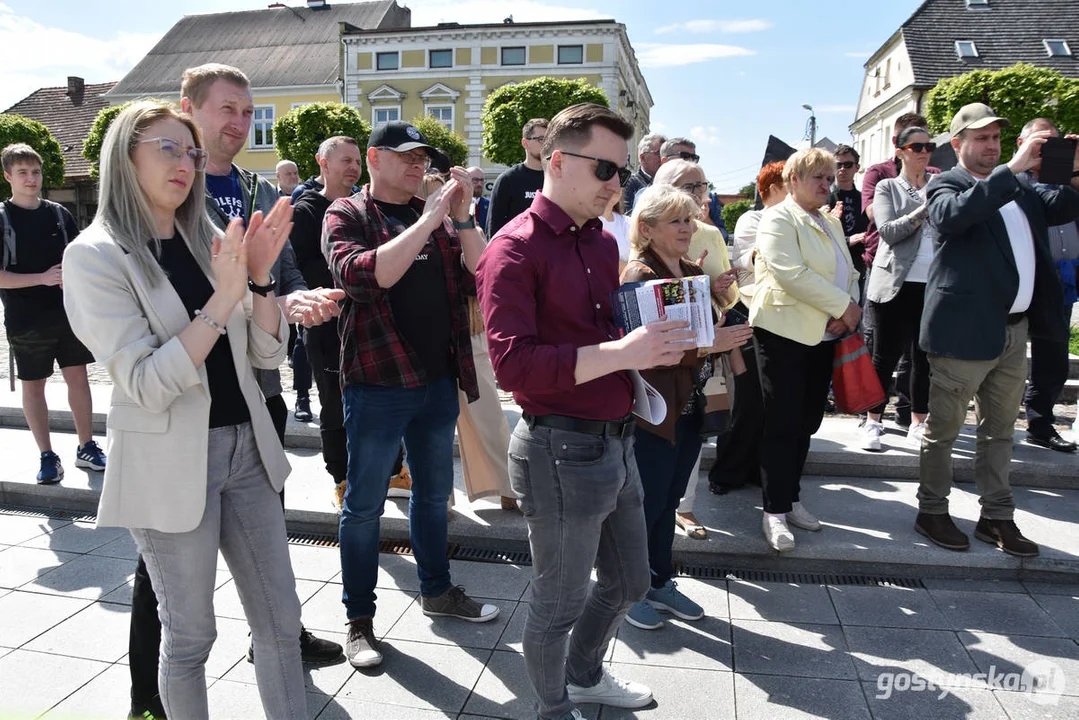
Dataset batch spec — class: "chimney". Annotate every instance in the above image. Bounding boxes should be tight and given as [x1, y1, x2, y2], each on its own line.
[66, 76, 85, 104]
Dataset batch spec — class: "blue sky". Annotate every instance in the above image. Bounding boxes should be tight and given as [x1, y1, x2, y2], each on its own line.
[0, 0, 924, 192]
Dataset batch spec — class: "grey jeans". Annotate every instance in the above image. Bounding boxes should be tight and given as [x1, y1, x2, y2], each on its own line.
[508, 418, 650, 720]
[918, 318, 1028, 520]
[131, 423, 306, 720]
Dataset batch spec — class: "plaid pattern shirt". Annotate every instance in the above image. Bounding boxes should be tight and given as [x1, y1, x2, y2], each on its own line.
[322, 186, 478, 402]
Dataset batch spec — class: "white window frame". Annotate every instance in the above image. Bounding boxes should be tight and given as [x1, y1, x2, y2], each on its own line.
[376, 51, 400, 71]
[425, 104, 454, 130]
[965, 0, 989, 7]
[955, 40, 979, 58]
[557, 45, 584, 65]
[1045, 39, 1072, 57]
[250, 104, 275, 149]
[290, 102, 315, 110]
[372, 105, 401, 129]
[429, 48, 453, 69]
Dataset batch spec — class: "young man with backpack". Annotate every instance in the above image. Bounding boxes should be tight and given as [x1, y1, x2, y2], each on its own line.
[0, 143, 105, 483]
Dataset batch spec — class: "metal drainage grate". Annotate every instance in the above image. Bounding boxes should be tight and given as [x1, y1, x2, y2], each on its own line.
[453, 546, 532, 566]
[287, 531, 339, 548]
[0, 504, 97, 523]
[678, 566, 924, 588]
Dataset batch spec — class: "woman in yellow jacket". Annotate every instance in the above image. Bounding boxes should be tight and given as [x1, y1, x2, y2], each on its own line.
[750, 148, 862, 552]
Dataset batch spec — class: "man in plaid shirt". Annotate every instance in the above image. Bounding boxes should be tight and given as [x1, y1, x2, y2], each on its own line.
[322, 121, 494, 670]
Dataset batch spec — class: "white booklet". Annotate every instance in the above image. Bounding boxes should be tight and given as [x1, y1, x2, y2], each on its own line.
[612, 275, 715, 349]
[629, 370, 667, 425]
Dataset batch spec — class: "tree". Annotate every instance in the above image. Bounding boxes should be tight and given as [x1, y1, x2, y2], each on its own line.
[409, 114, 469, 169]
[924, 63, 1079, 159]
[275, 102, 371, 183]
[481, 77, 608, 167]
[737, 182, 756, 199]
[83, 101, 143, 179]
[721, 199, 752, 232]
[0, 114, 65, 198]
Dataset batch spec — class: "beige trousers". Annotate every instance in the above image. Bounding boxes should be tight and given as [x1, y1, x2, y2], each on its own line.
[457, 332, 512, 501]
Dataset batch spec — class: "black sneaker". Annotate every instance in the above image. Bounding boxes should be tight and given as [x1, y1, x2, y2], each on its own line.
[247, 626, 342, 665]
[37, 451, 63, 485]
[294, 396, 313, 422]
[345, 617, 382, 668]
[128, 706, 166, 720]
[421, 585, 499, 623]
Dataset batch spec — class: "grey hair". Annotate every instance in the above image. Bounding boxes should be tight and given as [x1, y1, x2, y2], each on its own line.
[317, 135, 358, 159]
[275, 159, 297, 171]
[660, 136, 696, 157]
[96, 101, 217, 286]
[653, 159, 704, 187]
[628, 183, 701, 255]
[637, 133, 666, 156]
[1019, 117, 1058, 139]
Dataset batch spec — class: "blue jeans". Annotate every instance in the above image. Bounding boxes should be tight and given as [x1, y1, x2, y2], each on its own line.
[130, 423, 305, 720]
[509, 418, 650, 720]
[340, 378, 458, 619]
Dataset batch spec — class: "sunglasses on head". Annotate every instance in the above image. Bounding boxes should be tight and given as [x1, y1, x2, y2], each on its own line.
[835, 161, 857, 170]
[553, 151, 632, 187]
[665, 151, 700, 163]
[902, 142, 937, 154]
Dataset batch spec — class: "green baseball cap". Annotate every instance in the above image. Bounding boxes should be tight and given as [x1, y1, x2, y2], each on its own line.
[949, 102, 1011, 136]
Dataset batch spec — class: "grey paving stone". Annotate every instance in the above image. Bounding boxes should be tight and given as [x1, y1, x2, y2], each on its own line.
[0, 589, 92, 648]
[612, 614, 733, 672]
[827, 585, 950, 629]
[497, 600, 527, 653]
[41, 661, 130, 718]
[204, 678, 333, 719]
[23, 552, 133, 600]
[222, 629, 353, 697]
[929, 590, 1068, 637]
[298, 581, 417, 638]
[86, 531, 140, 561]
[843, 626, 980, 684]
[1022, 581, 1079, 596]
[213, 577, 324, 621]
[862, 680, 1010, 719]
[24, 600, 131, 662]
[922, 578, 1027, 593]
[1031, 593, 1079, 639]
[731, 618, 856, 680]
[727, 580, 838, 625]
[317, 696, 455, 718]
[0, 546, 77, 589]
[288, 542, 344, 583]
[0, 648, 110, 719]
[205, 615, 254, 680]
[461, 649, 602, 720]
[993, 689, 1079, 719]
[733, 673, 870, 720]
[0, 514, 65, 545]
[446, 558, 531, 601]
[597, 662, 735, 719]
[336, 639, 491, 714]
[384, 596, 516, 650]
[100, 578, 133, 606]
[18, 520, 126, 554]
[959, 630, 1079, 697]
[374, 551, 422, 592]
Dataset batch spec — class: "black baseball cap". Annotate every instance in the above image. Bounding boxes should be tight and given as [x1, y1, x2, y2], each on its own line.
[368, 121, 450, 173]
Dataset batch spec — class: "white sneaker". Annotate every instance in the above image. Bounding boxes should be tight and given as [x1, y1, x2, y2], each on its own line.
[861, 420, 884, 451]
[787, 501, 821, 531]
[567, 668, 652, 709]
[762, 513, 795, 551]
[907, 422, 927, 447]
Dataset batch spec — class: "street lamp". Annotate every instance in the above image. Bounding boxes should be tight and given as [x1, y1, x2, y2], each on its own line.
[802, 104, 816, 147]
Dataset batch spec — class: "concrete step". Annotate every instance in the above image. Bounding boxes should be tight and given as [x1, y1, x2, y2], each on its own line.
[2, 425, 1075, 584]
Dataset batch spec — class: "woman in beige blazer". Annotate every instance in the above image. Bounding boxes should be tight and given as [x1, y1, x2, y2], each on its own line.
[749, 148, 861, 552]
[62, 102, 305, 720]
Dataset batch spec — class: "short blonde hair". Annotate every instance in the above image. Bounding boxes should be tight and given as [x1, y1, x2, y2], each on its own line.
[652, 158, 703, 187]
[782, 148, 835, 185]
[181, 63, 250, 108]
[420, 173, 445, 197]
[628, 184, 701, 254]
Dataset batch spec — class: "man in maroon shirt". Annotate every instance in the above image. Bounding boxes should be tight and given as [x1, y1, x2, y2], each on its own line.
[477, 104, 695, 720]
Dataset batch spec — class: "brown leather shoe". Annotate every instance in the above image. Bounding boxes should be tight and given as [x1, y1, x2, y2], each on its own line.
[974, 518, 1039, 557]
[915, 512, 970, 550]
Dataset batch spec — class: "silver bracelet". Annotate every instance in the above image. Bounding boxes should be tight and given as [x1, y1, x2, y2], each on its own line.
[194, 308, 226, 335]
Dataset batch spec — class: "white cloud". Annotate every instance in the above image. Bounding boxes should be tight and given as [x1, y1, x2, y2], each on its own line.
[405, 0, 607, 25]
[816, 105, 857, 113]
[656, 19, 772, 34]
[689, 125, 722, 146]
[0, 5, 161, 111]
[636, 43, 755, 68]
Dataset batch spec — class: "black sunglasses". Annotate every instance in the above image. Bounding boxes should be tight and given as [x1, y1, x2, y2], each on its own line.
[553, 151, 632, 187]
[664, 150, 700, 163]
[835, 161, 857, 170]
[902, 142, 937, 154]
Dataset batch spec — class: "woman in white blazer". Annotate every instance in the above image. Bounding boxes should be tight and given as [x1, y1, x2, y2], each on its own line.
[62, 102, 305, 720]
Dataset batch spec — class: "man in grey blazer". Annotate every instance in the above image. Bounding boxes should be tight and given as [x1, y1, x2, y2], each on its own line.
[917, 103, 1079, 557]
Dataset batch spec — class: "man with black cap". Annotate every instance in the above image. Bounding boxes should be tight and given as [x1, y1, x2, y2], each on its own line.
[916, 103, 1079, 558]
[322, 121, 494, 670]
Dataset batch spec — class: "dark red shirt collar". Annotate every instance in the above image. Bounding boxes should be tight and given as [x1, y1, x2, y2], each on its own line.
[527, 191, 604, 238]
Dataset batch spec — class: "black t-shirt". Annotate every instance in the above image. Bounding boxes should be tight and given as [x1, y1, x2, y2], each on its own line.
[486, 163, 544, 237]
[828, 187, 869, 274]
[157, 236, 251, 429]
[0, 200, 79, 332]
[290, 190, 335, 290]
[373, 199, 453, 381]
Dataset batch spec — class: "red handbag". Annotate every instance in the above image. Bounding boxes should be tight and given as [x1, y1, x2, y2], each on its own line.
[832, 333, 885, 414]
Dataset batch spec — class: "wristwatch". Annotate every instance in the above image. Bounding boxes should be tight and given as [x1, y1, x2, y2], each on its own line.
[248, 276, 277, 297]
[452, 217, 476, 231]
